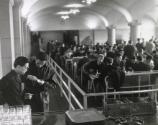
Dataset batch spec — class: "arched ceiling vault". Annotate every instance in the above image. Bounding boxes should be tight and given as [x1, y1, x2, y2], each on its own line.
[21, 0, 158, 31]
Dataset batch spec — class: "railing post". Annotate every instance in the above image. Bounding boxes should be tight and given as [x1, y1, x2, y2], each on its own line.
[68, 80, 72, 110]
[103, 95, 106, 109]
[59, 68, 63, 97]
[154, 91, 157, 105]
[83, 95, 88, 109]
[138, 75, 141, 96]
[149, 74, 151, 85]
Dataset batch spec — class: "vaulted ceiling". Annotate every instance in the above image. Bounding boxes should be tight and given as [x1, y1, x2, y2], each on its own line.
[21, 0, 158, 31]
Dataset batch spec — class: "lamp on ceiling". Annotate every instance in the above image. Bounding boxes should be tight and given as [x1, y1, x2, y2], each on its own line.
[57, 8, 80, 21]
[69, 8, 80, 15]
[61, 15, 70, 20]
[82, 0, 97, 5]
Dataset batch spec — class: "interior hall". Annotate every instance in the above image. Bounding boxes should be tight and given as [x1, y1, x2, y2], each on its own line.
[0, 0, 158, 125]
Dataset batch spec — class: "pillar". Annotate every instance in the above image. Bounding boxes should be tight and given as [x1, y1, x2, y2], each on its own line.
[129, 20, 141, 45]
[107, 25, 116, 45]
[13, 0, 23, 58]
[92, 30, 95, 45]
[0, 0, 15, 76]
[21, 18, 31, 57]
[24, 24, 31, 57]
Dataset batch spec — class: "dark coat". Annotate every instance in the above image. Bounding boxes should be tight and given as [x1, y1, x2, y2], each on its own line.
[24, 60, 45, 112]
[0, 70, 23, 105]
[24, 60, 54, 112]
[133, 62, 150, 71]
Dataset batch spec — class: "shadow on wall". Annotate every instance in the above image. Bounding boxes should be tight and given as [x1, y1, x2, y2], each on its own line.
[81, 36, 93, 45]
[31, 32, 41, 56]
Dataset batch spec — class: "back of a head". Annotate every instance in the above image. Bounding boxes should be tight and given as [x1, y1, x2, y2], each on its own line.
[137, 56, 143, 62]
[146, 54, 153, 60]
[115, 52, 121, 58]
[14, 56, 29, 68]
[128, 40, 132, 45]
[36, 52, 47, 61]
[105, 57, 113, 65]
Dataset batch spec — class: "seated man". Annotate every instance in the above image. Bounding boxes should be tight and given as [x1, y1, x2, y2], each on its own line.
[133, 56, 150, 71]
[104, 56, 125, 91]
[83, 54, 106, 92]
[0, 56, 29, 106]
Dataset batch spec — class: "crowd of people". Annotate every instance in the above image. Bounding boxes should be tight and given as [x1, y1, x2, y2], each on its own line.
[0, 37, 158, 112]
[46, 37, 158, 92]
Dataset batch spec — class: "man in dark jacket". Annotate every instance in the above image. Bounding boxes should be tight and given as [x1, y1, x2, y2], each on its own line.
[0, 56, 29, 106]
[133, 56, 150, 71]
[83, 54, 106, 92]
[24, 52, 55, 112]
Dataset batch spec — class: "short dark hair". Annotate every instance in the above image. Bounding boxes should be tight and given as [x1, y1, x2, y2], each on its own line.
[137, 56, 143, 61]
[106, 57, 113, 64]
[146, 55, 153, 60]
[14, 56, 29, 68]
[36, 52, 47, 61]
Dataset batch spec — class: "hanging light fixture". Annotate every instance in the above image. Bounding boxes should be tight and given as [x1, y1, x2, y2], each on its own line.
[82, 0, 97, 5]
[69, 8, 80, 15]
[61, 15, 70, 20]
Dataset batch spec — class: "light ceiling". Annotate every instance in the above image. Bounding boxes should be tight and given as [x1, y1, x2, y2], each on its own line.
[21, 0, 158, 31]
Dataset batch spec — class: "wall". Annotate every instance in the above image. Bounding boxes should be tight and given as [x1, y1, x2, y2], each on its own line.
[40, 29, 131, 48]
[40, 31, 64, 50]
[79, 29, 130, 45]
[79, 30, 108, 45]
[116, 28, 130, 42]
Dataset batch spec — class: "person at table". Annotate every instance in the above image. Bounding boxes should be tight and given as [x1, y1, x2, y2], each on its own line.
[83, 54, 106, 92]
[133, 56, 150, 71]
[0, 56, 29, 106]
[125, 56, 136, 72]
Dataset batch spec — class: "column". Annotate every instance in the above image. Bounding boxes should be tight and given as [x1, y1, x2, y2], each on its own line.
[24, 24, 31, 57]
[129, 20, 141, 45]
[0, 0, 15, 76]
[20, 17, 31, 57]
[21, 17, 25, 56]
[13, 0, 23, 58]
[107, 25, 116, 45]
[92, 30, 95, 45]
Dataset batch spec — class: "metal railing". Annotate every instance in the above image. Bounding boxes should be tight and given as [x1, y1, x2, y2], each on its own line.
[48, 56, 158, 110]
[48, 57, 86, 110]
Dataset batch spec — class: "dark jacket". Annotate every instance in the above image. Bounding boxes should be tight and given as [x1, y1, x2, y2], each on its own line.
[23, 60, 54, 112]
[0, 70, 23, 105]
[133, 62, 150, 71]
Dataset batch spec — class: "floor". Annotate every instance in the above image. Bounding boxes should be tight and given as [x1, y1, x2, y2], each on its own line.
[32, 111, 158, 125]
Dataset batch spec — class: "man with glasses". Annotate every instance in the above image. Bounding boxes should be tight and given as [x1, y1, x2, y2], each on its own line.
[0, 56, 29, 106]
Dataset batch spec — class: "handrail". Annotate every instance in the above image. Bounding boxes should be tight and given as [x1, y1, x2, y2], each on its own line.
[86, 88, 158, 97]
[108, 84, 153, 90]
[126, 70, 158, 76]
[61, 79, 84, 109]
[49, 57, 85, 96]
[48, 56, 85, 110]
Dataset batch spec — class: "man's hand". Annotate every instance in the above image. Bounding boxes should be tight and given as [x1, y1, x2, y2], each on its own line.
[27, 75, 38, 81]
[89, 74, 98, 80]
[24, 93, 33, 100]
[37, 79, 45, 85]
[27, 75, 45, 85]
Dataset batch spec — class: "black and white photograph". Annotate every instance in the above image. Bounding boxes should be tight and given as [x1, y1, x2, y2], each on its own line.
[0, 0, 158, 124]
